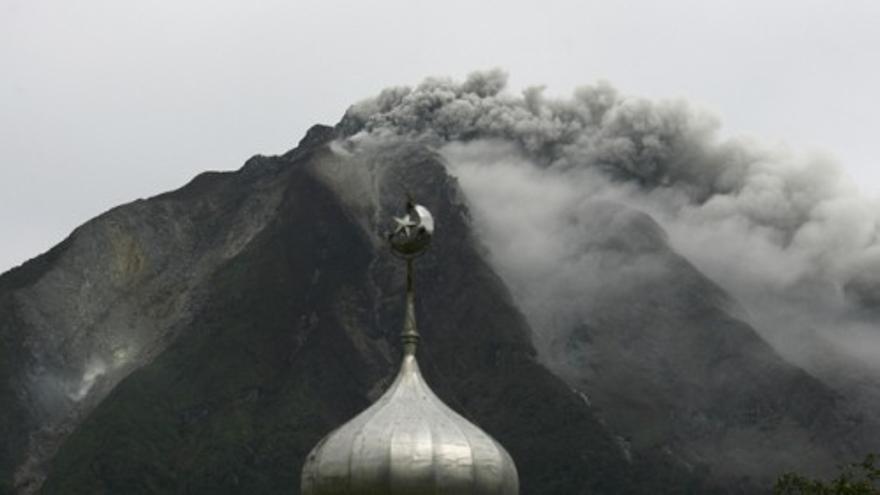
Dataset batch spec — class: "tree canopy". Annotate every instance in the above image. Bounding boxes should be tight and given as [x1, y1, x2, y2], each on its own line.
[775, 454, 879, 495]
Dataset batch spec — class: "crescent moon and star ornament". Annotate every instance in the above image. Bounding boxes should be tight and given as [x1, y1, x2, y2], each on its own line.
[388, 199, 434, 258]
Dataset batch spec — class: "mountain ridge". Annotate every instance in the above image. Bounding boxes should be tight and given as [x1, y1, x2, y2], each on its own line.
[0, 124, 874, 494]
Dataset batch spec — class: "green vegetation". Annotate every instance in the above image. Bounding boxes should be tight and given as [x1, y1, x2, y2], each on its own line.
[775, 454, 879, 495]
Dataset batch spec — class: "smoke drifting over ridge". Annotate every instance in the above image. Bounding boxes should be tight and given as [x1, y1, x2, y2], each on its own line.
[341, 70, 880, 379]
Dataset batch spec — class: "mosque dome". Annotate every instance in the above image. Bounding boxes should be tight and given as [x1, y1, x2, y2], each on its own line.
[300, 202, 519, 495]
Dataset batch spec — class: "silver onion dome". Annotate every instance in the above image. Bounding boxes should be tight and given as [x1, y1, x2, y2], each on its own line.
[301, 202, 520, 495]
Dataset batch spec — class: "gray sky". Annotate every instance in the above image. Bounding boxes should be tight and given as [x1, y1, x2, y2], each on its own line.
[2, 0, 879, 274]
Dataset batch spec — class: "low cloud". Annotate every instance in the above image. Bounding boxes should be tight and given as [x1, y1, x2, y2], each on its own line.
[340, 69, 880, 391]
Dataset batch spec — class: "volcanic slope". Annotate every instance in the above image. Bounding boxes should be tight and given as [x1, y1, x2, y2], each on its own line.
[1, 127, 729, 494]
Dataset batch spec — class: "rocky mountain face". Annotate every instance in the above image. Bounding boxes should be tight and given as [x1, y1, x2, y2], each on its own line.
[1, 144, 293, 492]
[0, 125, 875, 494]
[528, 202, 874, 481]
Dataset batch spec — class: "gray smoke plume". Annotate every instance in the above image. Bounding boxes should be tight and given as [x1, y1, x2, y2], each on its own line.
[339, 69, 880, 395]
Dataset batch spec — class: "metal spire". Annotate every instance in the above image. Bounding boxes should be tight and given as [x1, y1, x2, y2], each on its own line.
[388, 199, 434, 357]
[402, 257, 419, 356]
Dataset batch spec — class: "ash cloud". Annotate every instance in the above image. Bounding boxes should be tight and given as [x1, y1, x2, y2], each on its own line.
[341, 70, 880, 385]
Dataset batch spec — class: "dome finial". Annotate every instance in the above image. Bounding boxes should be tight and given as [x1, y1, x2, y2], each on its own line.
[388, 198, 433, 258]
[388, 199, 433, 356]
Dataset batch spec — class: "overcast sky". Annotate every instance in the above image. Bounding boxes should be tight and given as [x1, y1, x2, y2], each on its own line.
[2, 0, 879, 274]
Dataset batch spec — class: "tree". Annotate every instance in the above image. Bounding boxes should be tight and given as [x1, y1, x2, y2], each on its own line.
[775, 454, 880, 495]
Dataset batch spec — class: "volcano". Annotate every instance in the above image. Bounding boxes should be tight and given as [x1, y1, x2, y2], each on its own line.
[2, 86, 879, 493]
